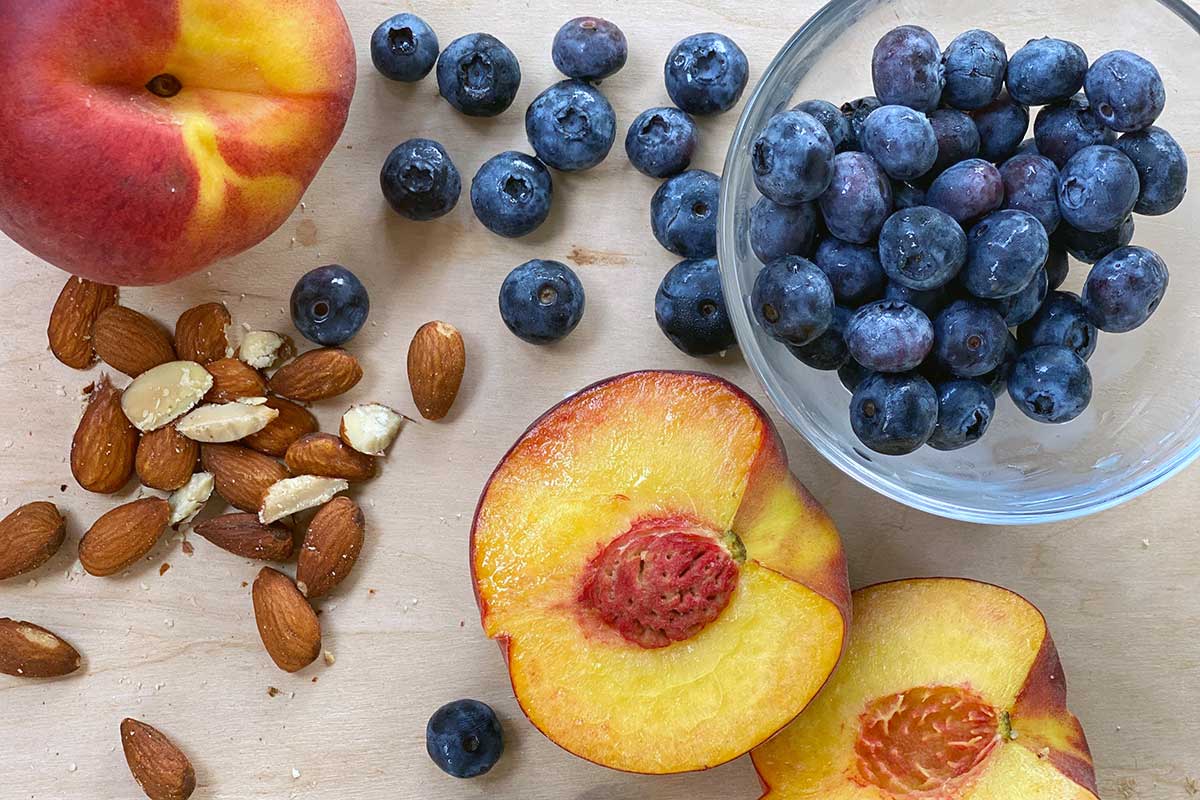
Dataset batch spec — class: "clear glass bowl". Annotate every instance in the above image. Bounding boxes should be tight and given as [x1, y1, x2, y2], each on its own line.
[719, 0, 1200, 524]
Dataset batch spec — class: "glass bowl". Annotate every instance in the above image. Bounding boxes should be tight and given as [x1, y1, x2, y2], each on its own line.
[719, 0, 1200, 524]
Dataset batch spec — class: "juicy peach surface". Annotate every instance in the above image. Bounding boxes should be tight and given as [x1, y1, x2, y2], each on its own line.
[472, 371, 850, 774]
[753, 579, 1099, 800]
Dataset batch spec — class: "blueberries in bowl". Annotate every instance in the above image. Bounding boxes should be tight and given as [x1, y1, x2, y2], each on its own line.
[1084, 50, 1166, 132]
[1008, 345, 1093, 423]
[380, 138, 461, 221]
[664, 33, 749, 116]
[1057, 145, 1140, 233]
[839, 96, 882, 151]
[552, 17, 627, 82]
[1081, 245, 1169, 332]
[1053, 215, 1135, 264]
[933, 299, 1010, 377]
[850, 372, 939, 455]
[846, 301, 934, 373]
[471, 152, 553, 238]
[655, 258, 735, 356]
[991, 266, 1049, 327]
[1045, 246, 1070, 291]
[525, 80, 616, 171]
[927, 109, 980, 178]
[651, 169, 720, 258]
[813, 237, 886, 307]
[437, 33, 521, 117]
[291, 265, 370, 346]
[1033, 94, 1115, 168]
[1005, 37, 1088, 106]
[426, 699, 504, 779]
[929, 379, 996, 451]
[861, 105, 939, 181]
[926, 158, 1003, 225]
[962, 209, 1050, 299]
[1116, 126, 1189, 216]
[499, 260, 585, 344]
[940, 29, 1007, 111]
[818, 152, 893, 244]
[625, 107, 698, 178]
[871, 25, 944, 112]
[971, 90, 1029, 162]
[751, 256, 835, 346]
[751, 197, 819, 264]
[371, 13, 439, 82]
[1018, 291, 1098, 361]
[793, 99, 853, 151]
[878, 206, 967, 291]
[752, 110, 836, 205]
[790, 306, 852, 370]
[999, 153, 1061, 234]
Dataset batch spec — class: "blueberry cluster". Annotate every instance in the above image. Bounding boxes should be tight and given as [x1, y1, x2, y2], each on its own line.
[746, 26, 1186, 456]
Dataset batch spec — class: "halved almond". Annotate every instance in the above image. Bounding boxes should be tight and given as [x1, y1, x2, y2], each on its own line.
[0, 618, 81, 678]
[204, 358, 268, 402]
[72, 375, 139, 494]
[175, 302, 231, 365]
[252, 567, 321, 673]
[269, 348, 362, 402]
[285, 433, 376, 482]
[201, 444, 290, 513]
[193, 513, 294, 561]
[168, 472, 214, 526]
[120, 718, 196, 800]
[93, 306, 177, 378]
[238, 330, 296, 370]
[47, 276, 119, 369]
[0, 502, 67, 581]
[244, 396, 319, 457]
[79, 497, 171, 577]
[122, 361, 214, 433]
[260, 476, 349, 525]
[340, 403, 406, 456]
[176, 403, 278, 443]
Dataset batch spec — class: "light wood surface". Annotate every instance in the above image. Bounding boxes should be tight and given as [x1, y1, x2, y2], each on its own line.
[2, 2, 1197, 798]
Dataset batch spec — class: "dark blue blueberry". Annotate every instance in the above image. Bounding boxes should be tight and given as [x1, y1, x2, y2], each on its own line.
[840, 96, 882, 152]
[850, 371, 939, 455]
[1033, 94, 1115, 168]
[625, 107, 698, 178]
[878, 206, 967, 291]
[470, 152, 553, 238]
[927, 109, 980, 178]
[999, 153, 1061, 233]
[380, 138, 461, 221]
[650, 169, 720, 258]
[793, 99, 853, 151]
[892, 181, 927, 209]
[818, 152, 893, 244]
[926, 158, 1003, 225]
[962, 210, 1050, 299]
[751, 256, 835, 346]
[1116, 126, 1189, 215]
[979, 331, 1019, 396]
[814, 237, 886, 307]
[752, 110, 836, 205]
[1058, 145, 1140, 233]
[1008, 345, 1093, 423]
[940, 29, 1007, 111]
[838, 359, 870, 393]
[1085, 50, 1166, 133]
[1045, 246, 1069, 290]
[371, 14, 439, 82]
[655, 258, 735, 356]
[991, 266, 1048, 326]
[750, 197, 819, 264]
[871, 26, 944, 112]
[552, 17, 627, 81]
[846, 300, 934, 373]
[1018, 291, 1098, 361]
[1006, 38, 1088, 106]
[885, 281, 950, 317]
[971, 91, 1029, 162]
[437, 33, 521, 117]
[499, 260, 585, 344]
[861, 105, 938, 181]
[1016, 138, 1039, 156]
[290, 265, 369, 346]
[790, 306, 852, 370]
[525, 80, 616, 171]
[1053, 215, 1134, 264]
[664, 33, 749, 116]
[933, 298, 1009, 377]
[426, 700, 504, 779]
[929, 379, 996, 451]
[1081, 245, 1169, 332]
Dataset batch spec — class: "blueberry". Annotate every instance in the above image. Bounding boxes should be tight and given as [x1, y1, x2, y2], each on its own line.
[437, 33, 521, 117]
[962, 210, 1050, 299]
[971, 90, 1029, 162]
[655, 258, 735, 357]
[941, 29, 1008, 111]
[1058, 145, 1140, 233]
[426, 700, 504, 779]
[1033, 94, 1115, 168]
[290, 265, 369, 346]
[471, 152, 553, 238]
[552, 17, 627, 81]
[862, 106, 939, 181]
[838, 359, 871, 393]
[751, 256, 835, 346]
[1081, 245, 1168, 332]
[380, 138, 461, 221]
[499, 260, 585, 344]
[1116, 126, 1189, 215]
[1053, 214, 1134, 264]
[650, 169, 720, 258]
[625, 107, 698, 178]
[885, 281, 950, 317]
[1045, 246, 1070, 290]
[1018, 290, 1098, 361]
[371, 14, 439, 82]
[927, 109, 980, 178]
[850, 372, 939, 455]
[892, 181, 927, 209]
[978, 331, 1020, 396]
[751, 197, 819, 264]
[1085, 50, 1166, 133]
[664, 33, 749, 116]
[793, 99, 853, 151]
[878, 206, 967, 291]
[1008, 345, 1093, 424]
[929, 379, 996, 451]
[1006, 38, 1088, 106]
[840, 96, 882, 151]
[525, 80, 616, 171]
[752, 111, 836, 205]
[813, 237, 886, 306]
[790, 306, 852, 370]
[926, 158, 1003, 225]
[999, 153, 1061, 233]
[933, 298, 1009, 377]
[846, 300, 934, 373]
[991, 266, 1048, 326]
[871, 26, 944, 112]
[818, 152, 893, 244]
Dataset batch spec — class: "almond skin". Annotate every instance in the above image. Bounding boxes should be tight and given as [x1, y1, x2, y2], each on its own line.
[201, 444, 290, 513]
[269, 348, 362, 402]
[296, 497, 365, 599]
[93, 306, 176, 378]
[407, 321, 465, 420]
[203, 358, 267, 402]
[79, 497, 171, 577]
[71, 375, 139, 494]
[47, 276, 119, 369]
[193, 513, 294, 561]
[252, 567, 322, 673]
[136, 424, 199, 492]
[0, 619, 81, 678]
[120, 718, 196, 800]
[174, 302, 230, 365]
[244, 396, 319, 457]
[285, 433, 377, 482]
[0, 502, 67, 580]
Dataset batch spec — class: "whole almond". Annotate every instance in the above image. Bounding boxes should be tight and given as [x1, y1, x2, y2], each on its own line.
[0, 502, 67, 580]
[407, 321, 465, 420]
[201, 444, 290, 513]
[269, 348, 362, 402]
[120, 718, 196, 800]
[252, 567, 321, 673]
[47, 276, 119, 369]
[93, 306, 176, 378]
[193, 513, 294, 561]
[296, 497, 365, 599]
[204, 358, 267, 402]
[71, 375, 139, 494]
[174, 302, 230, 365]
[79, 497, 171, 577]
[136, 425, 199, 491]
[244, 396, 319, 457]
[0, 619, 81, 678]
[122, 361, 214, 433]
[285, 433, 377, 482]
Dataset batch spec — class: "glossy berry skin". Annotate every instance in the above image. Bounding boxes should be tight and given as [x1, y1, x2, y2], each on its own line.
[525, 80, 616, 171]
[878, 206, 967, 291]
[426, 700, 504, 778]
[1018, 291, 1098, 361]
[991, 266, 1048, 327]
[1085, 50, 1166, 133]
[552, 17, 627, 81]
[625, 107, 698, 179]
[752, 111, 836, 205]
[929, 379, 996, 451]
[885, 281, 950, 318]
[1058, 145, 1140, 233]
[1081, 245, 1169, 333]
[290, 265, 370, 346]
[664, 33, 749, 116]
[999, 153, 1061, 234]
[814, 237, 886, 307]
[840, 96, 882, 151]
[818, 152, 894, 244]
[926, 158, 1003, 225]
[1006, 38, 1088, 106]
[1033, 95, 1115, 168]
[962, 210, 1050, 300]
[933, 299, 1009, 377]
[790, 306, 852, 370]
[850, 371, 939, 456]
[971, 91, 1029, 162]
[437, 33, 522, 117]
[371, 13, 439, 82]
[927, 109, 980, 178]
[794, 99, 853, 151]
[380, 139, 461, 221]
[871, 26, 944, 112]
[1116, 126, 1189, 215]
[1016, 138, 1039, 156]
[1053, 215, 1134, 264]
[1008, 345, 1093, 424]
[655, 258, 735, 356]
[499, 260, 585, 344]
[751, 256, 835, 346]
[940, 29, 1007, 111]
[861, 105, 938, 181]
[1045, 246, 1070, 291]
[846, 300, 934, 373]
[979, 332, 1020, 396]
[471, 152, 553, 238]
[750, 197, 819, 264]
[892, 181, 927, 210]
[650, 169, 720, 258]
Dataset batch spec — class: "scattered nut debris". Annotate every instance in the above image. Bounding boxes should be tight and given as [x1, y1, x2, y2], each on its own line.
[267, 687, 280, 698]
[159, 563, 171, 576]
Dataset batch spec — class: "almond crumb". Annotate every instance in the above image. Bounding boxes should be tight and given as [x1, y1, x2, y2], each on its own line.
[323, 650, 335, 666]
[159, 563, 171, 576]
[181, 540, 194, 556]
[267, 686, 280, 697]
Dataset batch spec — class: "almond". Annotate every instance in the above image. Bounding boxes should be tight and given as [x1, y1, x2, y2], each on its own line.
[260, 476, 348, 525]
[252, 567, 321, 673]
[79, 497, 171, 577]
[407, 321, 465, 420]
[93, 306, 176, 378]
[203, 357, 268, 402]
[174, 302, 231, 364]
[47, 276, 119, 369]
[176, 402, 278, 443]
[340, 403, 406, 455]
[168, 472, 214, 526]
[122, 361, 214, 433]
[201, 444, 290, 513]
[71, 375, 138, 494]
[0, 502, 67, 580]
[0, 618, 81, 678]
[120, 718, 196, 800]
[296, 497, 364, 599]
[193, 513, 294, 561]
[238, 330, 296, 370]
[244, 396, 319, 457]
[269, 348, 363, 402]
[136, 424, 199, 492]
[285, 433, 377, 482]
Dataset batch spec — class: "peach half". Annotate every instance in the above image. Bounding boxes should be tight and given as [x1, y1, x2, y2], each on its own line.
[753, 579, 1100, 799]
[471, 371, 850, 774]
